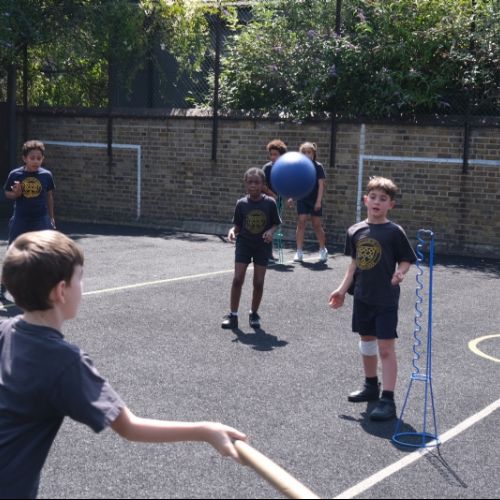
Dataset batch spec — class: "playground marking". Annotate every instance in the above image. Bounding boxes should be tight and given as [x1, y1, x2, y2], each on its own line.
[0, 256, 321, 307]
[334, 397, 500, 499]
[83, 255, 319, 296]
[468, 335, 500, 363]
[83, 269, 234, 296]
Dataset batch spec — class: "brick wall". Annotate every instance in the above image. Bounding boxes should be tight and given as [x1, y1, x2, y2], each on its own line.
[20, 114, 500, 257]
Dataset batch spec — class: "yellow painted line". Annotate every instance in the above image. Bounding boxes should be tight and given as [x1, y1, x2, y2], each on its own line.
[468, 335, 500, 363]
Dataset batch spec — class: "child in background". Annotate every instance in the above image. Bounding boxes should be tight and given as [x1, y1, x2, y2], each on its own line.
[222, 168, 281, 330]
[262, 139, 287, 202]
[262, 139, 287, 262]
[3, 140, 56, 241]
[1, 140, 56, 300]
[292, 142, 328, 263]
[329, 177, 416, 421]
[0, 231, 247, 499]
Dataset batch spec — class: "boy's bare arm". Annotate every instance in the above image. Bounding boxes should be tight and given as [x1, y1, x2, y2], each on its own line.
[111, 407, 247, 462]
[391, 261, 412, 286]
[47, 191, 55, 224]
[228, 225, 240, 242]
[315, 179, 325, 209]
[5, 181, 22, 200]
[329, 259, 357, 309]
[262, 224, 278, 243]
[4, 191, 17, 200]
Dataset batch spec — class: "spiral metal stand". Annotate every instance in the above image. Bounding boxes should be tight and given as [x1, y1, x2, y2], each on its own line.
[392, 230, 440, 448]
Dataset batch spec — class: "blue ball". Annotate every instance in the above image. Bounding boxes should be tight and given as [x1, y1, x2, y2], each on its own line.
[270, 152, 317, 199]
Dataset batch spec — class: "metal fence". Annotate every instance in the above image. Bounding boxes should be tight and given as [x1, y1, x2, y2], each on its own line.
[2, 1, 499, 168]
[4, 1, 498, 117]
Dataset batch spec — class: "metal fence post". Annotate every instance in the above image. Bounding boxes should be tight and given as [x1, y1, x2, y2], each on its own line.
[329, 0, 342, 169]
[7, 64, 17, 169]
[22, 44, 29, 142]
[211, 9, 222, 162]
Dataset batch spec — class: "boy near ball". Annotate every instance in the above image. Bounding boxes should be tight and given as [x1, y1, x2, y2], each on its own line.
[262, 139, 288, 201]
[329, 177, 416, 421]
[0, 231, 247, 499]
[222, 168, 281, 330]
[262, 139, 287, 263]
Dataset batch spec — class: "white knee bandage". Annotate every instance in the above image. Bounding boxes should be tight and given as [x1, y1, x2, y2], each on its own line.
[359, 340, 378, 356]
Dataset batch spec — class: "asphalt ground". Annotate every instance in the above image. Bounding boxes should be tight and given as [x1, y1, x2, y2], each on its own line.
[0, 221, 499, 499]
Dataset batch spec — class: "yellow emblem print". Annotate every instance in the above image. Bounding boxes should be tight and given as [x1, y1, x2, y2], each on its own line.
[21, 177, 43, 199]
[356, 238, 382, 270]
[245, 210, 267, 235]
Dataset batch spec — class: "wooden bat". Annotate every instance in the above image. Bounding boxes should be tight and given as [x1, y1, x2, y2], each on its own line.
[234, 440, 321, 499]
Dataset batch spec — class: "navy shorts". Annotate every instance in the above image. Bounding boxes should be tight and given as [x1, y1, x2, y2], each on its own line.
[297, 199, 322, 217]
[352, 299, 399, 339]
[8, 215, 54, 244]
[235, 239, 271, 267]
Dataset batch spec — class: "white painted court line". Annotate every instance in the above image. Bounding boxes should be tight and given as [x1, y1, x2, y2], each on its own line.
[0, 255, 323, 309]
[82, 268, 235, 296]
[334, 397, 500, 499]
[82, 255, 321, 296]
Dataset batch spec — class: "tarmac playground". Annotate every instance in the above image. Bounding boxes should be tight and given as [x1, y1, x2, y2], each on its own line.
[1, 221, 499, 499]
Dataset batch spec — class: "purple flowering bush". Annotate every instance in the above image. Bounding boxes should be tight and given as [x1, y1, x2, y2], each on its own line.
[217, 0, 499, 119]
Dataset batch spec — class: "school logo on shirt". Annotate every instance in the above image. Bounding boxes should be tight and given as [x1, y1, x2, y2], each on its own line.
[356, 238, 382, 270]
[245, 210, 267, 235]
[21, 177, 43, 199]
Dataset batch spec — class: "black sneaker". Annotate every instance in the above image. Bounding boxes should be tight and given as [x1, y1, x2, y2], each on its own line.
[221, 314, 238, 330]
[347, 383, 380, 403]
[249, 312, 261, 329]
[369, 398, 397, 421]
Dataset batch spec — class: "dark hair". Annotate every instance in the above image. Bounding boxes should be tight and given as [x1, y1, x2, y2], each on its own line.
[266, 139, 287, 155]
[22, 140, 45, 157]
[244, 167, 266, 183]
[2, 231, 84, 312]
[366, 176, 398, 200]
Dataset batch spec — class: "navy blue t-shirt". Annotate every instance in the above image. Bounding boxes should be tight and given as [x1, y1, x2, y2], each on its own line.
[0, 317, 125, 499]
[3, 167, 55, 219]
[302, 161, 326, 203]
[233, 195, 282, 245]
[345, 221, 417, 307]
[262, 162, 275, 195]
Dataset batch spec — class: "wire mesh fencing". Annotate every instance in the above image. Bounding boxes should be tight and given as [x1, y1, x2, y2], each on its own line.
[2, 1, 499, 119]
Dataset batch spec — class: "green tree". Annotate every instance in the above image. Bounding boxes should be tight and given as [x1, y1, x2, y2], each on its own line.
[217, 0, 499, 119]
[1, 0, 225, 107]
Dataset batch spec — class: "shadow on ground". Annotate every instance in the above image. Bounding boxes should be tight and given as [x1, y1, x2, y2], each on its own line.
[231, 328, 289, 351]
[339, 402, 422, 446]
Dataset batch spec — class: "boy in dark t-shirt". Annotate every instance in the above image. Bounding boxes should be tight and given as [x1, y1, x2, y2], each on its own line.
[222, 168, 281, 330]
[262, 139, 287, 262]
[3, 141, 56, 244]
[1, 140, 56, 301]
[329, 177, 416, 422]
[0, 231, 247, 499]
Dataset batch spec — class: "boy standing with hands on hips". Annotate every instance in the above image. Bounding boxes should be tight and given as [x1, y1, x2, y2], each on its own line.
[329, 177, 416, 421]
